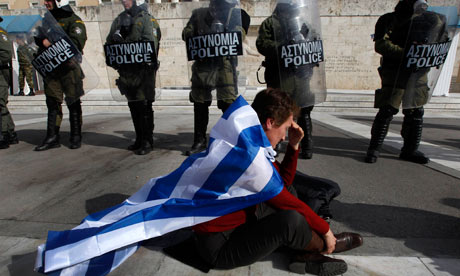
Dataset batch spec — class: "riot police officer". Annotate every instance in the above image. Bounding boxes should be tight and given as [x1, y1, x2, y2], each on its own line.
[16, 35, 36, 96]
[182, 0, 250, 156]
[365, 0, 448, 164]
[0, 16, 19, 149]
[106, 0, 161, 155]
[256, 0, 324, 159]
[34, 0, 87, 151]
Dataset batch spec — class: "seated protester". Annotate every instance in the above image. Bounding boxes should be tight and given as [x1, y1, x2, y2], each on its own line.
[193, 89, 363, 275]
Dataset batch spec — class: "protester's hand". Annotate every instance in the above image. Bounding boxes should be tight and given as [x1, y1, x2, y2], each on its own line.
[43, 39, 51, 48]
[288, 121, 304, 150]
[322, 229, 336, 254]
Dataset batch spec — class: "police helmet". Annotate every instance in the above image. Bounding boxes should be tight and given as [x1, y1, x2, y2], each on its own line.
[275, 0, 301, 16]
[55, 0, 69, 9]
[210, 0, 238, 7]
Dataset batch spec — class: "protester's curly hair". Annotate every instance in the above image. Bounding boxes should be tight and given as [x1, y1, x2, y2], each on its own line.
[251, 88, 299, 126]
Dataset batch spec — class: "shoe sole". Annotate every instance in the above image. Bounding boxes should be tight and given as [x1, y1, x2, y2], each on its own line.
[34, 144, 61, 151]
[289, 261, 348, 276]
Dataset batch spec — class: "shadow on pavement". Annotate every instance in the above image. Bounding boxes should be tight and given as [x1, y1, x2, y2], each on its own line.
[332, 200, 460, 275]
[8, 252, 41, 276]
[441, 197, 460, 210]
[85, 193, 130, 214]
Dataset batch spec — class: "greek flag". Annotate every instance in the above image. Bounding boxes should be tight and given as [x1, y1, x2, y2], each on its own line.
[34, 96, 284, 275]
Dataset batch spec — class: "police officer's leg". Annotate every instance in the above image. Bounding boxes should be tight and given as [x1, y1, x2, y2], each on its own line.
[186, 99, 211, 156]
[35, 79, 63, 151]
[365, 105, 399, 163]
[64, 68, 84, 149]
[25, 66, 35, 96]
[297, 106, 314, 159]
[127, 100, 142, 151]
[35, 96, 62, 151]
[17, 66, 25, 96]
[135, 100, 154, 155]
[0, 85, 14, 149]
[68, 99, 82, 149]
[399, 107, 429, 164]
[0, 84, 18, 147]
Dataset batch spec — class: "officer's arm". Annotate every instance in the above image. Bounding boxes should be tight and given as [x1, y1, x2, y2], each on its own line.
[153, 18, 161, 42]
[182, 12, 196, 41]
[374, 15, 403, 58]
[68, 19, 87, 52]
[0, 37, 12, 65]
[256, 18, 277, 57]
[106, 19, 119, 44]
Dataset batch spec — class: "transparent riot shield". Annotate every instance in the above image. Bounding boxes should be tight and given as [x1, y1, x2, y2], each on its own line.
[183, 0, 247, 104]
[29, 10, 99, 105]
[270, 0, 326, 108]
[388, 5, 452, 109]
[101, 0, 161, 102]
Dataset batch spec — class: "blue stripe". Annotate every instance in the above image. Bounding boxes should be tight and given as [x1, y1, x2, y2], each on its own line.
[85, 248, 116, 276]
[221, 96, 247, 120]
[146, 149, 208, 201]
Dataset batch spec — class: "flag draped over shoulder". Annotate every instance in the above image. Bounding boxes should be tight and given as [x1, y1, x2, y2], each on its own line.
[34, 96, 284, 275]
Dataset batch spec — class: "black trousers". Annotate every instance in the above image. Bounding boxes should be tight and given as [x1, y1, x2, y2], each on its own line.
[195, 186, 312, 269]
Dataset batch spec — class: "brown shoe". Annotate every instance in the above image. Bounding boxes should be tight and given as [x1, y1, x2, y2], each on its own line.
[289, 252, 347, 275]
[334, 232, 363, 253]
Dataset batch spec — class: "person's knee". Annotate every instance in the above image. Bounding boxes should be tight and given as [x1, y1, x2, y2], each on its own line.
[403, 107, 424, 119]
[279, 210, 308, 234]
[376, 105, 398, 121]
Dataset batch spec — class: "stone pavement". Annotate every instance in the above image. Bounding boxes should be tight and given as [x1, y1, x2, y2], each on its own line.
[1, 102, 459, 276]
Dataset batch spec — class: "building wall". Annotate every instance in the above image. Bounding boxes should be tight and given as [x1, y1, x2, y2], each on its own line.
[1, 0, 459, 90]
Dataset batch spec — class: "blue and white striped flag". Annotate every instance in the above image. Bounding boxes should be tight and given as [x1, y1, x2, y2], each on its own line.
[34, 96, 284, 275]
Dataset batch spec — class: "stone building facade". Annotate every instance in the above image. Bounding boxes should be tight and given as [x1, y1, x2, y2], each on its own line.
[1, 0, 459, 91]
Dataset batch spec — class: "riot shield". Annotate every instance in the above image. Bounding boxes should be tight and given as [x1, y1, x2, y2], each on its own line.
[102, 0, 161, 102]
[270, 0, 326, 108]
[29, 10, 99, 105]
[183, 0, 247, 104]
[387, 5, 452, 109]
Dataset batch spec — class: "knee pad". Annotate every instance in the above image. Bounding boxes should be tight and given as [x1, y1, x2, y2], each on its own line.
[300, 106, 313, 117]
[376, 105, 399, 121]
[403, 107, 424, 119]
[217, 100, 232, 113]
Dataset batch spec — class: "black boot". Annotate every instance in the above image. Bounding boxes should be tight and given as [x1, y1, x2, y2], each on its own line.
[365, 106, 396, 163]
[35, 126, 60, 151]
[8, 131, 18, 145]
[127, 101, 142, 151]
[186, 102, 209, 156]
[17, 90, 24, 96]
[0, 132, 9, 149]
[135, 100, 154, 155]
[35, 99, 61, 151]
[69, 101, 82, 149]
[297, 106, 314, 159]
[399, 108, 429, 164]
[27, 89, 35, 96]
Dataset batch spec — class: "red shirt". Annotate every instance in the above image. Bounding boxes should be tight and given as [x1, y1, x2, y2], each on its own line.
[193, 145, 330, 235]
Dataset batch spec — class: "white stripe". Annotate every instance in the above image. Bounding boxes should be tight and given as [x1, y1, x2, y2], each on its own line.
[218, 147, 273, 199]
[74, 198, 169, 229]
[110, 245, 139, 273]
[59, 260, 90, 276]
[210, 105, 261, 145]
